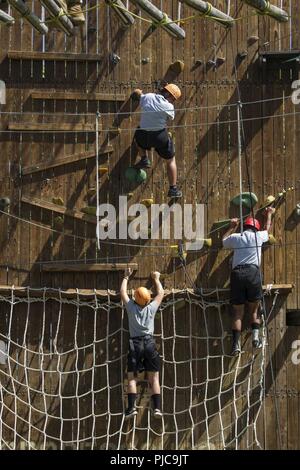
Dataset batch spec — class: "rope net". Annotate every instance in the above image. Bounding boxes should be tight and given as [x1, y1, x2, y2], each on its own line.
[0, 287, 268, 450]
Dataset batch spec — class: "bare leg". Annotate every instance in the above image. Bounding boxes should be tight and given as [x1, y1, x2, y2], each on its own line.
[148, 371, 160, 395]
[125, 372, 138, 417]
[127, 372, 137, 394]
[248, 301, 262, 347]
[232, 304, 245, 332]
[166, 157, 177, 186]
[136, 144, 149, 160]
[247, 301, 261, 325]
[231, 304, 245, 355]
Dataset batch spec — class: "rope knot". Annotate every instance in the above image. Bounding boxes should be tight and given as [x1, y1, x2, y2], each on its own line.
[256, 0, 271, 16]
[152, 12, 170, 28]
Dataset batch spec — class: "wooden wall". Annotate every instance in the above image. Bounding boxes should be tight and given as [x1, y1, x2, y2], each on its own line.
[0, 0, 300, 449]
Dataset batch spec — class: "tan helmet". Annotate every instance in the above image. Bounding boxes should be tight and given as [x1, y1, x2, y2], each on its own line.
[164, 83, 181, 100]
[134, 287, 151, 307]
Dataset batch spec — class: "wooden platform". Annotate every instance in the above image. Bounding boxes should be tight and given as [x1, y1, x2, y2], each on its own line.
[0, 285, 293, 299]
[41, 263, 138, 272]
[21, 196, 97, 224]
[22, 146, 113, 175]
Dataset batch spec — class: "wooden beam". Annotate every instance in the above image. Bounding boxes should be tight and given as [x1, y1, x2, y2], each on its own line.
[181, 0, 234, 28]
[31, 91, 126, 102]
[0, 285, 294, 299]
[8, 122, 96, 132]
[42, 263, 138, 272]
[131, 0, 185, 40]
[22, 146, 113, 175]
[21, 196, 97, 224]
[242, 0, 288, 22]
[7, 51, 102, 61]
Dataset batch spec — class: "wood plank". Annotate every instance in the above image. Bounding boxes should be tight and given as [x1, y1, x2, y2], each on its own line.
[41, 263, 139, 272]
[31, 91, 125, 102]
[7, 51, 103, 62]
[22, 146, 113, 175]
[0, 285, 293, 298]
[21, 196, 97, 224]
[8, 122, 96, 132]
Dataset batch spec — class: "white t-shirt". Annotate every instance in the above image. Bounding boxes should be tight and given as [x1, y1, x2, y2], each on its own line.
[139, 93, 174, 131]
[223, 230, 269, 269]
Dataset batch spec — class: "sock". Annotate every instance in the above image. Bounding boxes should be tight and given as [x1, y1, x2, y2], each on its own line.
[251, 323, 260, 342]
[128, 393, 137, 409]
[232, 330, 241, 346]
[151, 394, 161, 410]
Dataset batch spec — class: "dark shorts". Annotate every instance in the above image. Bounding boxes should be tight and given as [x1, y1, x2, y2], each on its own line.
[230, 265, 263, 305]
[127, 335, 160, 374]
[134, 128, 175, 160]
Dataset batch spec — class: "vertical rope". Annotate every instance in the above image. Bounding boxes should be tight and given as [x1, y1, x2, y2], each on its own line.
[237, 102, 244, 234]
[203, 305, 210, 449]
[7, 286, 17, 450]
[187, 293, 195, 449]
[95, 112, 101, 251]
[74, 289, 80, 450]
[40, 288, 48, 450]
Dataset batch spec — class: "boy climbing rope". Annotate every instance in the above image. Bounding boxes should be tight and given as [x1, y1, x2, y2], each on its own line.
[131, 84, 182, 198]
[120, 269, 164, 419]
[222, 207, 276, 356]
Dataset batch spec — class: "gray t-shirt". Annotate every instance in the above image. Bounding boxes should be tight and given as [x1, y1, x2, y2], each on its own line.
[140, 93, 174, 131]
[125, 299, 159, 338]
[223, 230, 269, 269]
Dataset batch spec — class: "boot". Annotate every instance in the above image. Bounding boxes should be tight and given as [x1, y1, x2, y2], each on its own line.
[67, 0, 85, 25]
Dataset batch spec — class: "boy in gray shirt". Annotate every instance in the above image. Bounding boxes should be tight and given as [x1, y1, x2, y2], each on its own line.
[120, 269, 164, 419]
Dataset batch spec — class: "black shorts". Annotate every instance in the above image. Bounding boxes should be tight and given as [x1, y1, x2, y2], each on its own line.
[230, 265, 263, 305]
[134, 128, 175, 160]
[127, 335, 160, 374]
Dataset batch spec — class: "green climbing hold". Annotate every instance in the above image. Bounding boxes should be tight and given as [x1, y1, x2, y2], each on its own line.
[125, 167, 147, 183]
[125, 167, 137, 182]
[231, 192, 258, 209]
[135, 169, 147, 183]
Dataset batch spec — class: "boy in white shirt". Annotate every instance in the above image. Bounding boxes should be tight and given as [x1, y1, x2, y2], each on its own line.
[222, 207, 275, 355]
[132, 84, 182, 198]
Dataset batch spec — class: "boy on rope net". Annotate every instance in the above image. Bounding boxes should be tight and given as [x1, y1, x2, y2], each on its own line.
[222, 207, 276, 356]
[131, 84, 182, 199]
[120, 269, 164, 419]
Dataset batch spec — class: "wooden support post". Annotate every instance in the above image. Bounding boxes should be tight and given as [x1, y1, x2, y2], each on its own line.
[105, 0, 135, 27]
[130, 0, 185, 40]
[0, 8, 15, 25]
[41, 263, 139, 272]
[8, 0, 48, 34]
[242, 0, 288, 23]
[181, 0, 234, 28]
